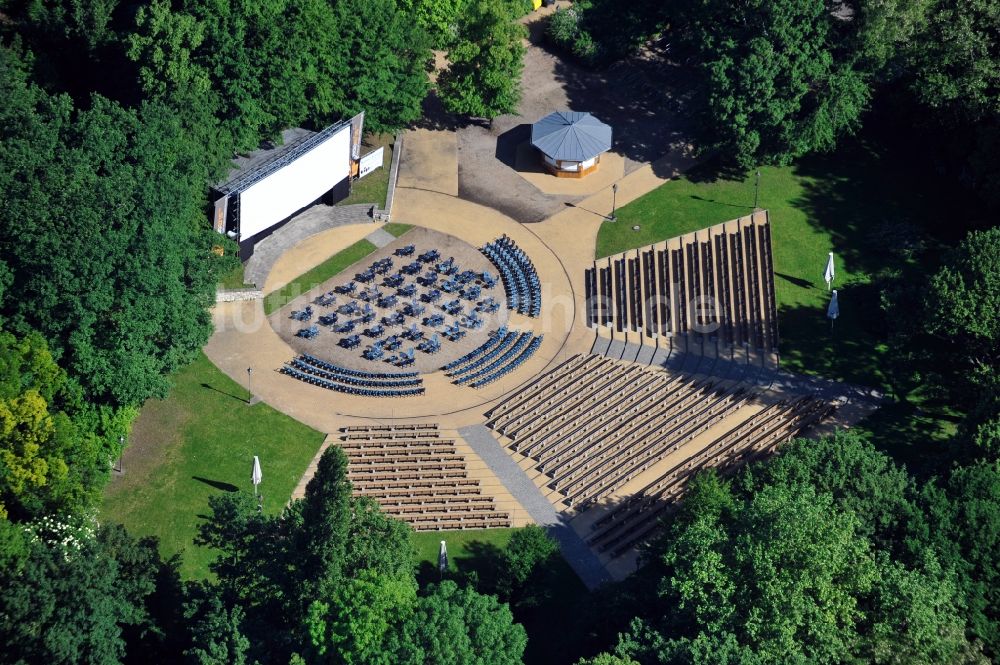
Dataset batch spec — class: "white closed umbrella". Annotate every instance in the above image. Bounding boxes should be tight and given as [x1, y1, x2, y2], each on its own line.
[252, 456, 262, 496]
[827, 290, 839, 331]
[824, 252, 835, 291]
[438, 540, 448, 577]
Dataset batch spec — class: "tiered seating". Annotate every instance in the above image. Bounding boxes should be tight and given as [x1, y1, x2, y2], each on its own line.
[442, 326, 509, 371]
[343, 423, 437, 433]
[481, 235, 541, 317]
[445, 329, 542, 388]
[288, 358, 420, 388]
[280, 354, 424, 397]
[468, 335, 542, 388]
[487, 355, 754, 508]
[300, 354, 419, 378]
[486, 353, 837, 559]
[586, 396, 834, 557]
[338, 424, 512, 530]
[586, 212, 778, 351]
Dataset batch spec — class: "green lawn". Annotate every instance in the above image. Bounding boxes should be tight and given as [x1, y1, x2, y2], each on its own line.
[412, 527, 516, 568]
[263, 238, 378, 315]
[598, 143, 954, 385]
[383, 222, 412, 237]
[101, 352, 325, 579]
[338, 133, 394, 208]
[217, 264, 251, 290]
[596, 141, 963, 463]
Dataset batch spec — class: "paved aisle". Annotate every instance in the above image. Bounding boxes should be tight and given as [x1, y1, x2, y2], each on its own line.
[460, 425, 612, 590]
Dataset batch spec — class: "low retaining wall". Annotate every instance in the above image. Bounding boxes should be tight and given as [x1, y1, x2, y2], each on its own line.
[216, 289, 263, 302]
[374, 131, 404, 222]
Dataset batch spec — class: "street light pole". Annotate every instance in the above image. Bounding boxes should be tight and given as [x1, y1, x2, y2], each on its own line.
[608, 183, 619, 222]
[247, 367, 253, 404]
[753, 170, 761, 210]
[116, 435, 124, 474]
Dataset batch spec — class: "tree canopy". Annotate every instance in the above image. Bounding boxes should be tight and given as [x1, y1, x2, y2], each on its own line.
[585, 431, 992, 663]
[193, 446, 525, 664]
[664, 0, 870, 167]
[437, 0, 526, 121]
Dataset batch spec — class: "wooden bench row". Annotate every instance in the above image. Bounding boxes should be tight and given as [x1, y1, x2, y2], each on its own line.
[341, 423, 439, 433]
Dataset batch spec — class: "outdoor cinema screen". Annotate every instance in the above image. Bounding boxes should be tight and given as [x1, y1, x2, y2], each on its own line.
[238, 126, 351, 239]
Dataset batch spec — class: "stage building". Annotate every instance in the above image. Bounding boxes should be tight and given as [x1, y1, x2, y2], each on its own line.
[211, 115, 363, 259]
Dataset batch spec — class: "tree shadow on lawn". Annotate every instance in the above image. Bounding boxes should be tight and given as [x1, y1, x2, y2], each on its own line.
[858, 398, 961, 481]
[788, 139, 972, 279]
[777, 282, 889, 391]
[682, 155, 750, 184]
[414, 539, 506, 590]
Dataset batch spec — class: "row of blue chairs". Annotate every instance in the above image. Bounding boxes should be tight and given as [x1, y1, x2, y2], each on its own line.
[442, 325, 510, 372]
[481, 236, 541, 317]
[300, 353, 419, 379]
[447, 330, 519, 378]
[454, 332, 535, 385]
[281, 367, 424, 397]
[289, 358, 422, 388]
[469, 336, 543, 388]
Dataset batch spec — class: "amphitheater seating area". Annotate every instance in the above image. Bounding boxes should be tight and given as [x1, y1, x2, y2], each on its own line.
[487, 355, 755, 508]
[485, 353, 834, 559]
[587, 396, 836, 557]
[481, 235, 541, 317]
[338, 424, 511, 530]
[586, 211, 779, 351]
[281, 354, 425, 397]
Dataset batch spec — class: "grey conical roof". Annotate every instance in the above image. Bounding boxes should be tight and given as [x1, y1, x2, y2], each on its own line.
[530, 112, 612, 161]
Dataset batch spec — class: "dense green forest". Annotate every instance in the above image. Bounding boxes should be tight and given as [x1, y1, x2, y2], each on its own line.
[1, 0, 998, 663]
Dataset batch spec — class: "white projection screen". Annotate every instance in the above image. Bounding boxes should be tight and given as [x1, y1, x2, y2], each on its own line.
[238, 126, 351, 238]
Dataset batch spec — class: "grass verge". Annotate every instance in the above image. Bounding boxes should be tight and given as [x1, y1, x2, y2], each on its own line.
[263, 239, 378, 315]
[217, 264, 251, 290]
[411, 527, 517, 577]
[338, 133, 394, 208]
[383, 222, 413, 238]
[101, 352, 325, 579]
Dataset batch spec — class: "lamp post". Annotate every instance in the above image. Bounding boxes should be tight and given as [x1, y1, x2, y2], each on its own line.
[115, 435, 124, 474]
[753, 170, 761, 210]
[608, 183, 618, 222]
[247, 366, 253, 404]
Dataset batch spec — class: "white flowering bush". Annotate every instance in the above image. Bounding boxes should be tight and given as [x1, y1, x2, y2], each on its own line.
[23, 513, 98, 560]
